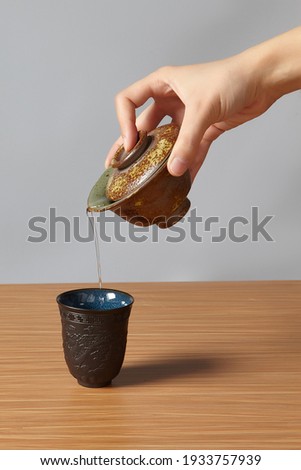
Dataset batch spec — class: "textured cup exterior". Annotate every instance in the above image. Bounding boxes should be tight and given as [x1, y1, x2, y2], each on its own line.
[59, 305, 131, 387]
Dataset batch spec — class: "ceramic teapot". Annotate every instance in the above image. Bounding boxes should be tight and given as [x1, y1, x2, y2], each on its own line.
[87, 123, 191, 228]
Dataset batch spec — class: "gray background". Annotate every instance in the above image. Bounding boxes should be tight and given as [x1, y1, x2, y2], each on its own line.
[1, 0, 301, 284]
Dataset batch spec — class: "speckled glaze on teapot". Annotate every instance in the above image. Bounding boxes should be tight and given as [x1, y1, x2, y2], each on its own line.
[87, 123, 191, 228]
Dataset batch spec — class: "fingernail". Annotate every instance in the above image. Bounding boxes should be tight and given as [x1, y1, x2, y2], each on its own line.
[169, 157, 187, 176]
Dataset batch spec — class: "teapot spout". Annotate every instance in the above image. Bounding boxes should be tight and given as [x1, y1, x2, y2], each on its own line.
[87, 168, 114, 212]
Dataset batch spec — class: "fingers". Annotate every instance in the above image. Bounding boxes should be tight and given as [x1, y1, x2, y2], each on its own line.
[107, 67, 181, 167]
[188, 123, 228, 181]
[115, 77, 154, 151]
[108, 65, 228, 176]
[189, 139, 212, 182]
[115, 95, 137, 151]
[167, 104, 211, 176]
[105, 102, 167, 168]
[105, 77, 155, 168]
[135, 102, 167, 133]
[202, 122, 227, 141]
[106, 103, 226, 177]
[105, 136, 123, 169]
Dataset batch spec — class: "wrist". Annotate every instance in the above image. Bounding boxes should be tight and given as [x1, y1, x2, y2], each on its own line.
[241, 27, 301, 101]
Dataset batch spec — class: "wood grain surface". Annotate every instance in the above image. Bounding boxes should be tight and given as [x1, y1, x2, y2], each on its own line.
[0, 281, 300, 450]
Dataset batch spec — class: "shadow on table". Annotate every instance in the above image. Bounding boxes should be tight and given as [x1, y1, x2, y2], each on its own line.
[115, 355, 227, 387]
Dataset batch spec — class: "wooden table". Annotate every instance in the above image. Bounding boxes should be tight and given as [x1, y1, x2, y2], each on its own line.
[0, 282, 300, 450]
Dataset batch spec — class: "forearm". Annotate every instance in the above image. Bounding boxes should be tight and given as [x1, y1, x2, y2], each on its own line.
[242, 26, 301, 100]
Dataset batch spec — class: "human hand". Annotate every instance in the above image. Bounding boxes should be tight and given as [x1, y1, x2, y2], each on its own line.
[105, 27, 301, 181]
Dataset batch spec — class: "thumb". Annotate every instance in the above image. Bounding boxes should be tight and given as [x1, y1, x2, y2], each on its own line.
[167, 105, 211, 176]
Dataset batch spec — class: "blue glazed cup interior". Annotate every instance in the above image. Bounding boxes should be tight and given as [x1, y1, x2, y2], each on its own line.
[56, 288, 134, 312]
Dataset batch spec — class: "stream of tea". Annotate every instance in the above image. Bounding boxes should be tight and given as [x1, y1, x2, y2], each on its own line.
[87, 211, 102, 289]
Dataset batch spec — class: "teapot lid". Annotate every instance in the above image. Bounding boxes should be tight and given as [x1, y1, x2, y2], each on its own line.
[106, 123, 179, 201]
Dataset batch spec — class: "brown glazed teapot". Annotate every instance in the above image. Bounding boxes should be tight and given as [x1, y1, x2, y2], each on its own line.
[87, 123, 191, 228]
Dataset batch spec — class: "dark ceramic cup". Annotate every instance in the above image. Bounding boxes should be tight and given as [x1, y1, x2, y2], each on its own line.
[56, 288, 134, 388]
